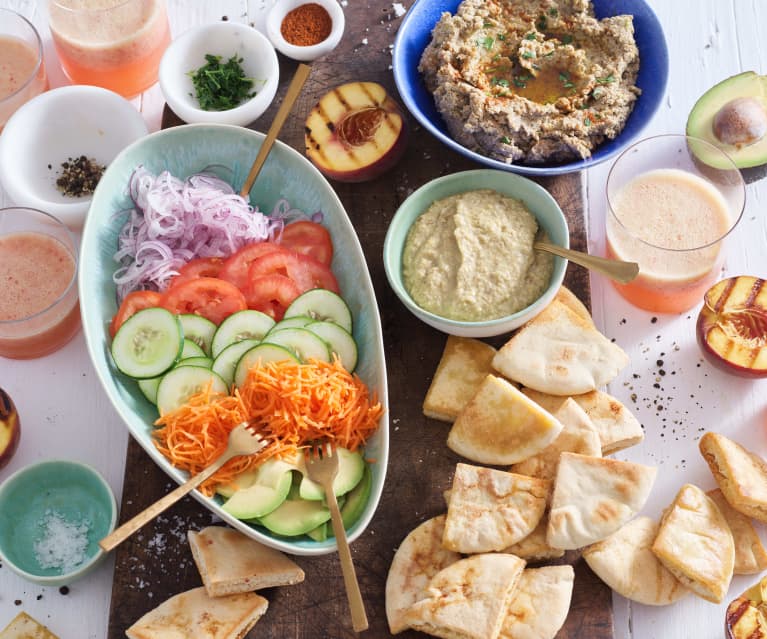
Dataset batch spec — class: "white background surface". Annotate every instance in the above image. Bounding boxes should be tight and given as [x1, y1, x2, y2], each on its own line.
[1, 1, 766, 638]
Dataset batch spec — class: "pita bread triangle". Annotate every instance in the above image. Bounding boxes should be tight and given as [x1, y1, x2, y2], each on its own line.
[443, 463, 550, 552]
[546, 452, 656, 550]
[707, 488, 767, 575]
[447, 374, 563, 465]
[125, 587, 268, 639]
[403, 553, 526, 639]
[385, 515, 461, 634]
[501, 515, 564, 562]
[492, 300, 629, 396]
[0, 612, 59, 639]
[188, 526, 304, 597]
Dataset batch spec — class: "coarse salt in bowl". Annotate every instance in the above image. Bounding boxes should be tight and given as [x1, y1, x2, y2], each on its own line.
[0, 460, 117, 587]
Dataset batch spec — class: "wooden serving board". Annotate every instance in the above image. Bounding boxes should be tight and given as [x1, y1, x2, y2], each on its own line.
[107, 3, 612, 637]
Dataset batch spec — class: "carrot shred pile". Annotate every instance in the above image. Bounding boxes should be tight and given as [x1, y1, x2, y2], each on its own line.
[152, 357, 384, 495]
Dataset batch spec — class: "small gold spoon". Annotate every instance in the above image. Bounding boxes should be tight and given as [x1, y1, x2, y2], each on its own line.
[534, 241, 639, 284]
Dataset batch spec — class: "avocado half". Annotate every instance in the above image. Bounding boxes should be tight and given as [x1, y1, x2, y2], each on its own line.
[686, 71, 767, 181]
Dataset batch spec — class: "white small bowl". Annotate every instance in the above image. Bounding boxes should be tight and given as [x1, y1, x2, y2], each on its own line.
[159, 21, 279, 126]
[266, 0, 345, 62]
[0, 86, 148, 229]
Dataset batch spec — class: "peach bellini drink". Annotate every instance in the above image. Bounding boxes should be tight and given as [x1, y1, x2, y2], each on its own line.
[605, 135, 745, 314]
[47, 0, 170, 98]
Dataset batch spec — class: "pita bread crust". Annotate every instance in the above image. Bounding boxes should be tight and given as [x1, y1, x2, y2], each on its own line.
[521, 388, 643, 455]
[546, 452, 657, 550]
[385, 515, 461, 634]
[423, 336, 497, 422]
[492, 300, 629, 396]
[651, 483, 734, 603]
[188, 526, 304, 597]
[447, 375, 563, 465]
[498, 565, 575, 639]
[0, 612, 59, 639]
[510, 398, 602, 480]
[707, 488, 767, 575]
[502, 516, 565, 561]
[403, 554, 526, 639]
[443, 464, 550, 553]
[582, 516, 688, 606]
[553, 286, 594, 327]
[699, 431, 767, 522]
[125, 587, 268, 639]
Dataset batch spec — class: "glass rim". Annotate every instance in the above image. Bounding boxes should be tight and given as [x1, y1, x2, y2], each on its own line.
[605, 133, 746, 253]
[0, 10, 44, 107]
[48, 0, 156, 15]
[0, 207, 79, 327]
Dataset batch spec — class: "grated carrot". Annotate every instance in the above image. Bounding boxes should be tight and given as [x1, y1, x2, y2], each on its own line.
[152, 357, 384, 495]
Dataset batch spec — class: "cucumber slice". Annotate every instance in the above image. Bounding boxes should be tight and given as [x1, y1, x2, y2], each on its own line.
[264, 327, 331, 363]
[176, 356, 213, 369]
[212, 338, 260, 387]
[180, 339, 206, 360]
[156, 366, 228, 415]
[178, 314, 216, 356]
[111, 307, 182, 379]
[284, 289, 352, 333]
[306, 320, 358, 371]
[266, 315, 314, 334]
[233, 343, 298, 388]
[211, 310, 275, 358]
[137, 376, 161, 405]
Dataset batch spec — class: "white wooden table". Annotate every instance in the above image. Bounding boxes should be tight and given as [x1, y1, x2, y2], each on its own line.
[1, 1, 766, 638]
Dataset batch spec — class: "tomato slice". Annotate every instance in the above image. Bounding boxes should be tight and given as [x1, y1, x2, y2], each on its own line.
[279, 220, 334, 266]
[110, 290, 163, 338]
[248, 249, 339, 294]
[218, 242, 281, 291]
[167, 256, 226, 289]
[160, 277, 247, 325]
[244, 274, 302, 320]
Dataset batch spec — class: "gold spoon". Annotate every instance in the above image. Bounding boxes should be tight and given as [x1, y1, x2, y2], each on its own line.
[533, 241, 639, 284]
[239, 62, 312, 198]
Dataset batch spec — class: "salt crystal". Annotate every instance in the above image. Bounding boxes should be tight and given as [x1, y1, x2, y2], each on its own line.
[362, 37, 368, 45]
[33, 510, 91, 573]
[392, 2, 406, 17]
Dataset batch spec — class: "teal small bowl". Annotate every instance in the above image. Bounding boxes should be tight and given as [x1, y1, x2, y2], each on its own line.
[383, 169, 569, 337]
[0, 460, 117, 586]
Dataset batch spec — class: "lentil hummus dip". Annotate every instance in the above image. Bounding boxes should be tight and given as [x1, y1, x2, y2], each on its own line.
[402, 189, 553, 321]
[418, 0, 641, 164]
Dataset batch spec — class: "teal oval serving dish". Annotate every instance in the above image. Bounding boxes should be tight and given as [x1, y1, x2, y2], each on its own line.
[79, 124, 389, 556]
[0, 460, 117, 586]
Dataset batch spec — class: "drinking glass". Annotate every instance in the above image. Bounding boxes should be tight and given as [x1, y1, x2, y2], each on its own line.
[0, 9, 48, 131]
[605, 134, 745, 314]
[47, 0, 171, 98]
[0, 208, 81, 359]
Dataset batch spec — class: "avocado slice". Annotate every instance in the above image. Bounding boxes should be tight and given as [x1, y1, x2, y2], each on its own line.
[221, 458, 296, 520]
[687, 71, 767, 178]
[257, 478, 332, 536]
[297, 447, 365, 501]
[340, 464, 372, 529]
[305, 522, 328, 542]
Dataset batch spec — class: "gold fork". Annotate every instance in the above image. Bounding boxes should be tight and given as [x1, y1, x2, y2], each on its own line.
[99, 421, 265, 552]
[304, 442, 369, 633]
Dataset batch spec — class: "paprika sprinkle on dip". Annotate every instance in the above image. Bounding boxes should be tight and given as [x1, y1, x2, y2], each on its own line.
[281, 3, 332, 47]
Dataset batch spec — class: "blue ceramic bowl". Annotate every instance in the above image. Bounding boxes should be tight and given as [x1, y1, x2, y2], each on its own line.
[0, 460, 117, 586]
[393, 0, 668, 176]
[384, 169, 569, 337]
[79, 124, 388, 556]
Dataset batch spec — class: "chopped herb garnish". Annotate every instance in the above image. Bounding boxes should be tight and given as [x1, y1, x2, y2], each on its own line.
[558, 71, 574, 89]
[500, 136, 511, 144]
[543, 51, 555, 57]
[483, 20, 493, 27]
[561, 34, 573, 44]
[596, 73, 616, 84]
[521, 51, 536, 59]
[525, 32, 537, 40]
[536, 15, 548, 31]
[584, 117, 592, 126]
[491, 77, 510, 87]
[591, 87, 604, 99]
[532, 63, 541, 70]
[478, 36, 494, 50]
[513, 75, 529, 88]
[188, 53, 257, 111]
[497, 34, 506, 41]
[491, 53, 501, 61]
[549, 7, 558, 16]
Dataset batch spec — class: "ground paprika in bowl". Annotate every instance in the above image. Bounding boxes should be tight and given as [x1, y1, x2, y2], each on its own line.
[281, 3, 332, 46]
[266, 0, 345, 62]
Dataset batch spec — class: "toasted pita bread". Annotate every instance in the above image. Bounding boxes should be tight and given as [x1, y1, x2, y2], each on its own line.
[502, 515, 565, 561]
[547, 452, 656, 550]
[521, 388, 643, 455]
[447, 375, 563, 465]
[700, 431, 767, 522]
[188, 526, 304, 597]
[385, 515, 461, 634]
[443, 463, 550, 553]
[403, 554, 526, 639]
[582, 516, 689, 606]
[510, 398, 601, 480]
[492, 300, 629, 396]
[499, 565, 574, 639]
[423, 336, 497, 422]
[651, 483, 734, 603]
[553, 286, 593, 327]
[707, 488, 767, 575]
[125, 587, 268, 639]
[0, 613, 59, 639]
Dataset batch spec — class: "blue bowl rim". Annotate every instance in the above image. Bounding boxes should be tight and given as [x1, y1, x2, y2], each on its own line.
[383, 168, 569, 328]
[392, 0, 669, 176]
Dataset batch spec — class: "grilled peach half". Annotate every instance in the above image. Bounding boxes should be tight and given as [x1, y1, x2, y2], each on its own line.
[0, 388, 20, 471]
[304, 81, 408, 183]
[697, 276, 767, 377]
[725, 576, 767, 639]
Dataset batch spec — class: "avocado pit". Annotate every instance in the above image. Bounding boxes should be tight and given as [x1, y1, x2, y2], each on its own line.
[712, 97, 767, 148]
